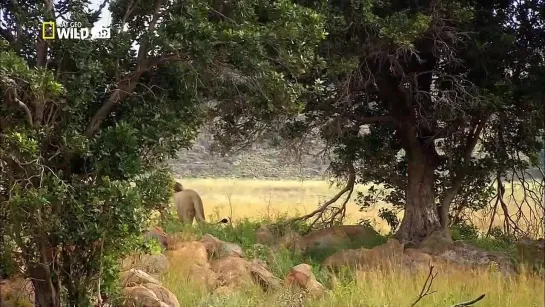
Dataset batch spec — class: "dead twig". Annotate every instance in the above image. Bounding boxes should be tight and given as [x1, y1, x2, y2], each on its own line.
[452, 294, 486, 306]
[410, 265, 438, 307]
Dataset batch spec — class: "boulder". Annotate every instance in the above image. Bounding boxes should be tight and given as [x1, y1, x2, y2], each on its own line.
[121, 269, 161, 288]
[324, 239, 403, 271]
[248, 259, 282, 291]
[274, 230, 305, 253]
[433, 241, 516, 275]
[419, 232, 515, 275]
[188, 264, 218, 290]
[302, 227, 349, 252]
[141, 283, 180, 307]
[302, 225, 381, 252]
[210, 256, 254, 291]
[209, 256, 281, 293]
[123, 285, 170, 307]
[164, 241, 208, 267]
[122, 254, 170, 274]
[200, 234, 244, 258]
[256, 225, 275, 246]
[284, 264, 325, 299]
[144, 227, 169, 250]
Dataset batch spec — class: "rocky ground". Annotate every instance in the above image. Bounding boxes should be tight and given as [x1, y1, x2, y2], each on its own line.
[170, 132, 330, 180]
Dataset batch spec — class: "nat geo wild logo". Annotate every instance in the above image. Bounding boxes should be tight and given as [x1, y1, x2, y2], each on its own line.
[42, 21, 111, 40]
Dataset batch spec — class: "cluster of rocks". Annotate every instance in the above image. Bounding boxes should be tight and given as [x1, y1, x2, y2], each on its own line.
[2, 225, 544, 307]
[136, 228, 327, 301]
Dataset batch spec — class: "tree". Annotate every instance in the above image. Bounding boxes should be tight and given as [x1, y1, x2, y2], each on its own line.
[211, 0, 545, 244]
[0, 0, 324, 305]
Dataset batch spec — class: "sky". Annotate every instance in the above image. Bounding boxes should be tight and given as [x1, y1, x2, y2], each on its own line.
[89, 0, 112, 29]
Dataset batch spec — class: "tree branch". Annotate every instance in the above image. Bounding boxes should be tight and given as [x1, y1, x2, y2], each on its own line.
[452, 294, 486, 307]
[0, 27, 16, 46]
[84, 53, 182, 137]
[439, 115, 488, 228]
[84, 0, 173, 138]
[280, 163, 356, 227]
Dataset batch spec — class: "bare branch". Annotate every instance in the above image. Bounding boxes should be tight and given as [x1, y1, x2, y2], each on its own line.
[452, 294, 486, 307]
[411, 265, 438, 307]
[279, 164, 355, 227]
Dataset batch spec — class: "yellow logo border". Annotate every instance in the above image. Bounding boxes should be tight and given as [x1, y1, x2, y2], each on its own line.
[42, 21, 55, 40]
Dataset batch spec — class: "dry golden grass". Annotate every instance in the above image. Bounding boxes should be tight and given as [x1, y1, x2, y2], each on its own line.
[178, 177, 543, 235]
[159, 255, 545, 307]
[160, 177, 544, 306]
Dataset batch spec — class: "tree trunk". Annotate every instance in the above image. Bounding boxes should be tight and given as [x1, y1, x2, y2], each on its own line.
[395, 156, 443, 244]
[28, 264, 61, 307]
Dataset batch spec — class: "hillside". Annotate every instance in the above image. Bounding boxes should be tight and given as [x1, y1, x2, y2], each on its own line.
[170, 133, 331, 179]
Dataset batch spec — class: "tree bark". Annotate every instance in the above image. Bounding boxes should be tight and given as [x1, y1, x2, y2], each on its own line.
[28, 264, 60, 307]
[395, 150, 443, 244]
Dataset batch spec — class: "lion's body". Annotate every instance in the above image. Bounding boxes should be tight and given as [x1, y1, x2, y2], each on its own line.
[174, 189, 205, 224]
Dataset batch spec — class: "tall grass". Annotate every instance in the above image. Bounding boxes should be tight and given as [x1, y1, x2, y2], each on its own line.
[157, 178, 544, 306]
[178, 177, 543, 236]
[157, 217, 544, 307]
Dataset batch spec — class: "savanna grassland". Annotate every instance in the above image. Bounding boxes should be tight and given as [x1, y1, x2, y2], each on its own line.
[155, 177, 545, 307]
[177, 177, 544, 236]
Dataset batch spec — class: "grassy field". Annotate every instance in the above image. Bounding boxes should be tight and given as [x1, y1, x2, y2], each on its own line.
[178, 177, 544, 235]
[155, 177, 545, 307]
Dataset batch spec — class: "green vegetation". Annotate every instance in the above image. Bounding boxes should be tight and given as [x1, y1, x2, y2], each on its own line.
[157, 217, 543, 307]
[1, 0, 544, 305]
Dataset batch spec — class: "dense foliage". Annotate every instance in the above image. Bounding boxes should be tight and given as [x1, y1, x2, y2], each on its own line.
[0, 0, 323, 305]
[212, 0, 545, 243]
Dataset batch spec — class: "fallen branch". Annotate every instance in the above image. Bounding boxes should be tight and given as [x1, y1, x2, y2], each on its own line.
[410, 265, 438, 307]
[452, 294, 486, 306]
[277, 163, 355, 229]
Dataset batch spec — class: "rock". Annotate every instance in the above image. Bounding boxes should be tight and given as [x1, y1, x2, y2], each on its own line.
[274, 230, 305, 253]
[144, 227, 169, 250]
[141, 283, 180, 307]
[210, 256, 254, 291]
[200, 234, 244, 258]
[188, 264, 218, 290]
[124, 285, 169, 307]
[403, 248, 433, 265]
[248, 259, 282, 291]
[428, 240, 516, 275]
[324, 239, 404, 271]
[121, 269, 161, 287]
[208, 256, 280, 293]
[122, 254, 170, 274]
[418, 230, 454, 254]
[302, 227, 349, 252]
[284, 264, 325, 299]
[333, 225, 381, 242]
[302, 225, 381, 253]
[516, 237, 544, 270]
[164, 241, 209, 267]
[256, 225, 275, 245]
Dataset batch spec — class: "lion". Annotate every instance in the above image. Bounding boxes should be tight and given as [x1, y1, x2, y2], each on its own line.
[172, 181, 229, 225]
[174, 189, 206, 224]
[174, 180, 184, 192]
